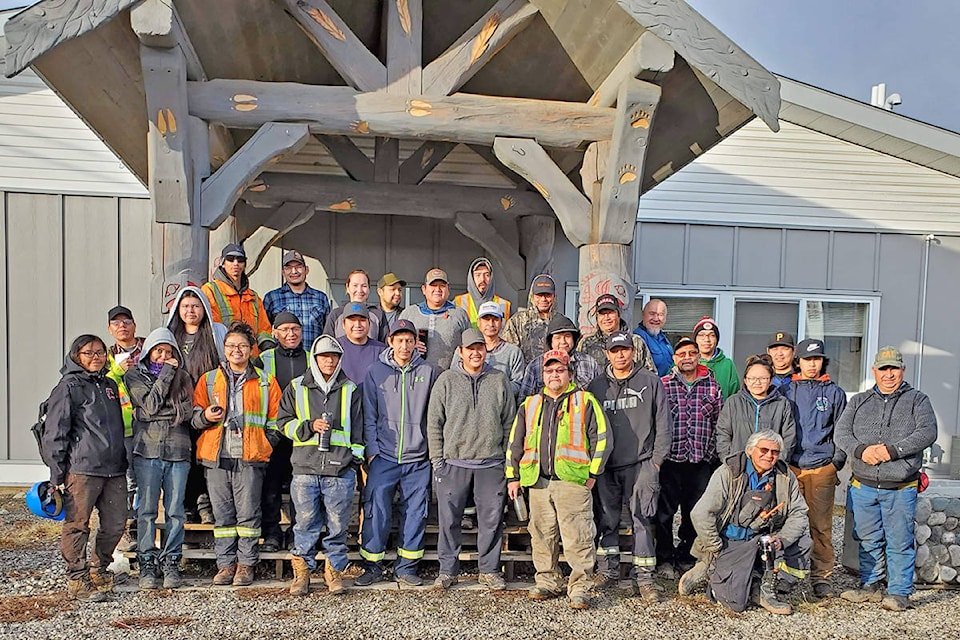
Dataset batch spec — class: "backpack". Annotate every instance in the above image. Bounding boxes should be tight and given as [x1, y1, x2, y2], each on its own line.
[30, 384, 64, 470]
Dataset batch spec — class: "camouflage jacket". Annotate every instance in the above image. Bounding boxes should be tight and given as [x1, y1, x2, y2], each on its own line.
[576, 321, 656, 374]
[502, 307, 559, 365]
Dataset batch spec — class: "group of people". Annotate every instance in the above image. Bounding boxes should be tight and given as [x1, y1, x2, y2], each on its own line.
[40, 244, 938, 615]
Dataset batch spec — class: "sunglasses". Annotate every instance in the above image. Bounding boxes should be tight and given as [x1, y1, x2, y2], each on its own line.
[757, 447, 780, 457]
[223, 256, 246, 263]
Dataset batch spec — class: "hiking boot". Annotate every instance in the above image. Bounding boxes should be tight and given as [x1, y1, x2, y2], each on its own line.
[67, 576, 108, 602]
[212, 564, 236, 586]
[115, 519, 137, 553]
[569, 595, 590, 610]
[89, 568, 115, 592]
[233, 564, 255, 586]
[259, 536, 281, 553]
[678, 561, 708, 596]
[759, 571, 792, 615]
[478, 573, 506, 591]
[634, 581, 663, 602]
[840, 582, 884, 603]
[199, 509, 216, 525]
[656, 563, 677, 580]
[434, 574, 458, 590]
[324, 562, 345, 595]
[289, 557, 310, 596]
[528, 586, 561, 600]
[162, 557, 183, 589]
[139, 559, 162, 590]
[461, 514, 476, 531]
[881, 594, 914, 611]
[353, 565, 385, 587]
[813, 582, 833, 599]
[397, 573, 423, 587]
[593, 572, 619, 590]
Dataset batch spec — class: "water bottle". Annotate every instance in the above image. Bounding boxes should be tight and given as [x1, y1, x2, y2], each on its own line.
[513, 493, 528, 521]
[318, 412, 332, 452]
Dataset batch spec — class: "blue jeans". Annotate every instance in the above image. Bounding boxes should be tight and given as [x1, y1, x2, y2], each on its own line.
[290, 470, 357, 571]
[134, 457, 189, 563]
[847, 480, 918, 596]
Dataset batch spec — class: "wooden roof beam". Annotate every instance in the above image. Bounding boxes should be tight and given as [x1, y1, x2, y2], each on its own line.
[422, 0, 539, 96]
[386, 0, 422, 94]
[315, 135, 375, 181]
[589, 31, 673, 107]
[241, 173, 554, 220]
[455, 212, 526, 291]
[187, 80, 616, 149]
[399, 141, 457, 185]
[277, 0, 386, 92]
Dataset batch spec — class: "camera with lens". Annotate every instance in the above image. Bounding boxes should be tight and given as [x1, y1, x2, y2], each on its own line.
[226, 416, 242, 433]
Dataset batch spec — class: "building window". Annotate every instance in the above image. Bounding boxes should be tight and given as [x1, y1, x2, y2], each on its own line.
[733, 301, 799, 372]
[804, 301, 868, 393]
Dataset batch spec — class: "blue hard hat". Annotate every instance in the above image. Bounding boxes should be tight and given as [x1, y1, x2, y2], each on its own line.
[26, 481, 64, 521]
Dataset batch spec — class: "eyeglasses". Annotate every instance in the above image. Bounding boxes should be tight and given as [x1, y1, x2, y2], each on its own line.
[223, 256, 246, 263]
[757, 447, 780, 457]
[109, 318, 134, 327]
[224, 343, 251, 352]
[79, 350, 107, 358]
[745, 376, 771, 384]
[543, 367, 568, 375]
[275, 327, 302, 334]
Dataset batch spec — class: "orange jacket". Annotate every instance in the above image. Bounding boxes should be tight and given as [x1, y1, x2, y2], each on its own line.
[202, 273, 272, 354]
[193, 366, 281, 465]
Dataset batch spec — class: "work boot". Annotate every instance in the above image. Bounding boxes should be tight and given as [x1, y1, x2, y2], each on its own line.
[569, 595, 590, 610]
[325, 562, 345, 595]
[115, 519, 137, 553]
[353, 564, 384, 587]
[259, 537, 281, 553]
[528, 586, 561, 600]
[434, 574, 458, 590]
[678, 561, 708, 596]
[162, 556, 183, 589]
[233, 564, 255, 586]
[67, 575, 108, 602]
[840, 582, 884, 603]
[812, 582, 833, 599]
[478, 573, 506, 591]
[289, 557, 310, 596]
[656, 562, 677, 580]
[593, 572, 618, 590]
[198, 494, 215, 525]
[880, 594, 914, 611]
[212, 564, 236, 586]
[759, 571, 792, 615]
[634, 580, 663, 602]
[139, 557, 162, 590]
[89, 568, 115, 592]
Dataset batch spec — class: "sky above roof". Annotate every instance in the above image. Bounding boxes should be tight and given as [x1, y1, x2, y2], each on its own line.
[1, 1, 956, 133]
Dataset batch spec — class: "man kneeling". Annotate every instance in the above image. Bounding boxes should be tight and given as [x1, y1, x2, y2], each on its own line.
[678, 430, 811, 615]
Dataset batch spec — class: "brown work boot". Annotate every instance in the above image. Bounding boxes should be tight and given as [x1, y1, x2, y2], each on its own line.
[115, 520, 137, 553]
[67, 575, 108, 602]
[89, 568, 115, 592]
[325, 562, 345, 595]
[233, 564, 255, 586]
[289, 557, 310, 596]
[212, 564, 236, 586]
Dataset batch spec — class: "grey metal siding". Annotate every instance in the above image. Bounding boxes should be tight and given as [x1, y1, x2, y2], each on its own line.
[687, 226, 734, 286]
[783, 230, 830, 289]
[832, 233, 877, 291]
[636, 222, 684, 285]
[735, 227, 781, 287]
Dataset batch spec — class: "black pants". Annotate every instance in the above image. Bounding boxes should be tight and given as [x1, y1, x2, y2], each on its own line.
[594, 461, 659, 580]
[434, 463, 505, 576]
[655, 460, 713, 565]
[260, 437, 294, 542]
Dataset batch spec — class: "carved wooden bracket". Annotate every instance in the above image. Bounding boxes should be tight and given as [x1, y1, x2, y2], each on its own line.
[589, 31, 674, 107]
[454, 212, 526, 292]
[244, 202, 316, 277]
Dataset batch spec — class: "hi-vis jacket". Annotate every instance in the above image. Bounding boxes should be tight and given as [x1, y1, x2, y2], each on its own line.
[506, 382, 611, 486]
[278, 369, 364, 476]
[201, 269, 273, 353]
[192, 365, 281, 467]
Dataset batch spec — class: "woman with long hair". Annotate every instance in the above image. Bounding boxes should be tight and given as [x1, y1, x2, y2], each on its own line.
[42, 334, 127, 601]
[192, 322, 281, 587]
[124, 327, 196, 590]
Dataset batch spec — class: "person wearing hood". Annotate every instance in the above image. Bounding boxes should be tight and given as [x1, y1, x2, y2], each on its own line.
[716, 354, 797, 462]
[254, 311, 311, 552]
[453, 257, 512, 326]
[337, 301, 387, 385]
[427, 329, 517, 591]
[783, 338, 847, 599]
[123, 328, 195, 590]
[191, 322, 282, 587]
[399, 267, 470, 371]
[502, 273, 560, 364]
[693, 316, 740, 399]
[518, 315, 603, 400]
[577, 293, 655, 373]
[167, 285, 227, 525]
[323, 269, 389, 342]
[355, 319, 438, 587]
[43, 334, 127, 602]
[586, 331, 671, 600]
[278, 335, 363, 596]
[201, 244, 276, 355]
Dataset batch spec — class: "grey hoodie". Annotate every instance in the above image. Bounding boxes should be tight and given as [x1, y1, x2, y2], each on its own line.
[465, 257, 497, 307]
[501, 274, 559, 364]
[166, 285, 227, 370]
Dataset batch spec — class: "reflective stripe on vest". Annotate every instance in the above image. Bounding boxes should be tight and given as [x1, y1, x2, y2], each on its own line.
[517, 388, 593, 485]
[209, 280, 260, 332]
[288, 377, 360, 457]
[205, 367, 272, 429]
[556, 393, 590, 466]
[456, 294, 510, 324]
[260, 349, 310, 379]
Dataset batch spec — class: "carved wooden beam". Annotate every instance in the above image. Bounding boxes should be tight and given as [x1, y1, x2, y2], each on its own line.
[616, 0, 780, 131]
[315, 134, 374, 181]
[589, 31, 674, 107]
[242, 173, 553, 219]
[244, 202, 316, 277]
[455, 212, 525, 292]
[596, 79, 661, 244]
[3, 0, 143, 77]
[493, 137, 591, 247]
[187, 80, 616, 149]
[374, 137, 400, 183]
[399, 141, 456, 185]
[518, 215, 556, 285]
[386, 0, 422, 94]
[468, 144, 525, 187]
[422, 0, 539, 96]
[201, 123, 311, 229]
[277, 0, 386, 92]
[130, 0, 203, 81]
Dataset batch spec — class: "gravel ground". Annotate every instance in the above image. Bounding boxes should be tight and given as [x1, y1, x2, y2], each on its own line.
[1, 489, 958, 640]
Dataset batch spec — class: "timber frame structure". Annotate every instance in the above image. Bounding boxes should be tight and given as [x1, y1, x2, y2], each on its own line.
[4, 0, 779, 329]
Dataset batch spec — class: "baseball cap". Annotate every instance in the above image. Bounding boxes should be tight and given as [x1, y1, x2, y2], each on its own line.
[378, 272, 406, 288]
[107, 305, 133, 321]
[693, 316, 719, 340]
[542, 350, 570, 367]
[460, 328, 485, 348]
[272, 311, 301, 328]
[282, 250, 305, 266]
[605, 331, 633, 351]
[796, 338, 825, 358]
[343, 302, 369, 319]
[477, 301, 504, 319]
[531, 274, 555, 296]
[873, 345, 904, 369]
[673, 336, 697, 351]
[221, 243, 246, 260]
[388, 319, 417, 338]
[595, 294, 621, 314]
[311, 335, 343, 356]
[767, 331, 796, 349]
[424, 268, 448, 284]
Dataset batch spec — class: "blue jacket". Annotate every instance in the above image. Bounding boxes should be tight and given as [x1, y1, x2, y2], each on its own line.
[784, 374, 848, 470]
[362, 348, 438, 464]
[634, 323, 674, 377]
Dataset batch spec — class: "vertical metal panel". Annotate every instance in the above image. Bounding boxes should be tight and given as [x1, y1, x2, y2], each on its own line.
[687, 226, 735, 286]
[387, 218, 436, 287]
[876, 234, 922, 371]
[7, 193, 62, 460]
[119, 198, 153, 320]
[734, 228, 780, 287]
[636, 222, 684, 285]
[248, 246, 282, 303]
[0, 192, 7, 458]
[438, 220, 484, 296]
[831, 233, 878, 291]
[783, 229, 830, 289]
[64, 196, 119, 340]
[333, 214, 386, 281]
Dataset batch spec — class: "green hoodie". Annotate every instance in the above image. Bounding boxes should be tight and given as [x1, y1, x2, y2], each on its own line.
[700, 349, 740, 399]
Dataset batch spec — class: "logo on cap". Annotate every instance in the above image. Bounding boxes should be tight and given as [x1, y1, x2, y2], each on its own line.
[806, 342, 819, 352]
[777, 332, 784, 341]
[703, 322, 713, 330]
